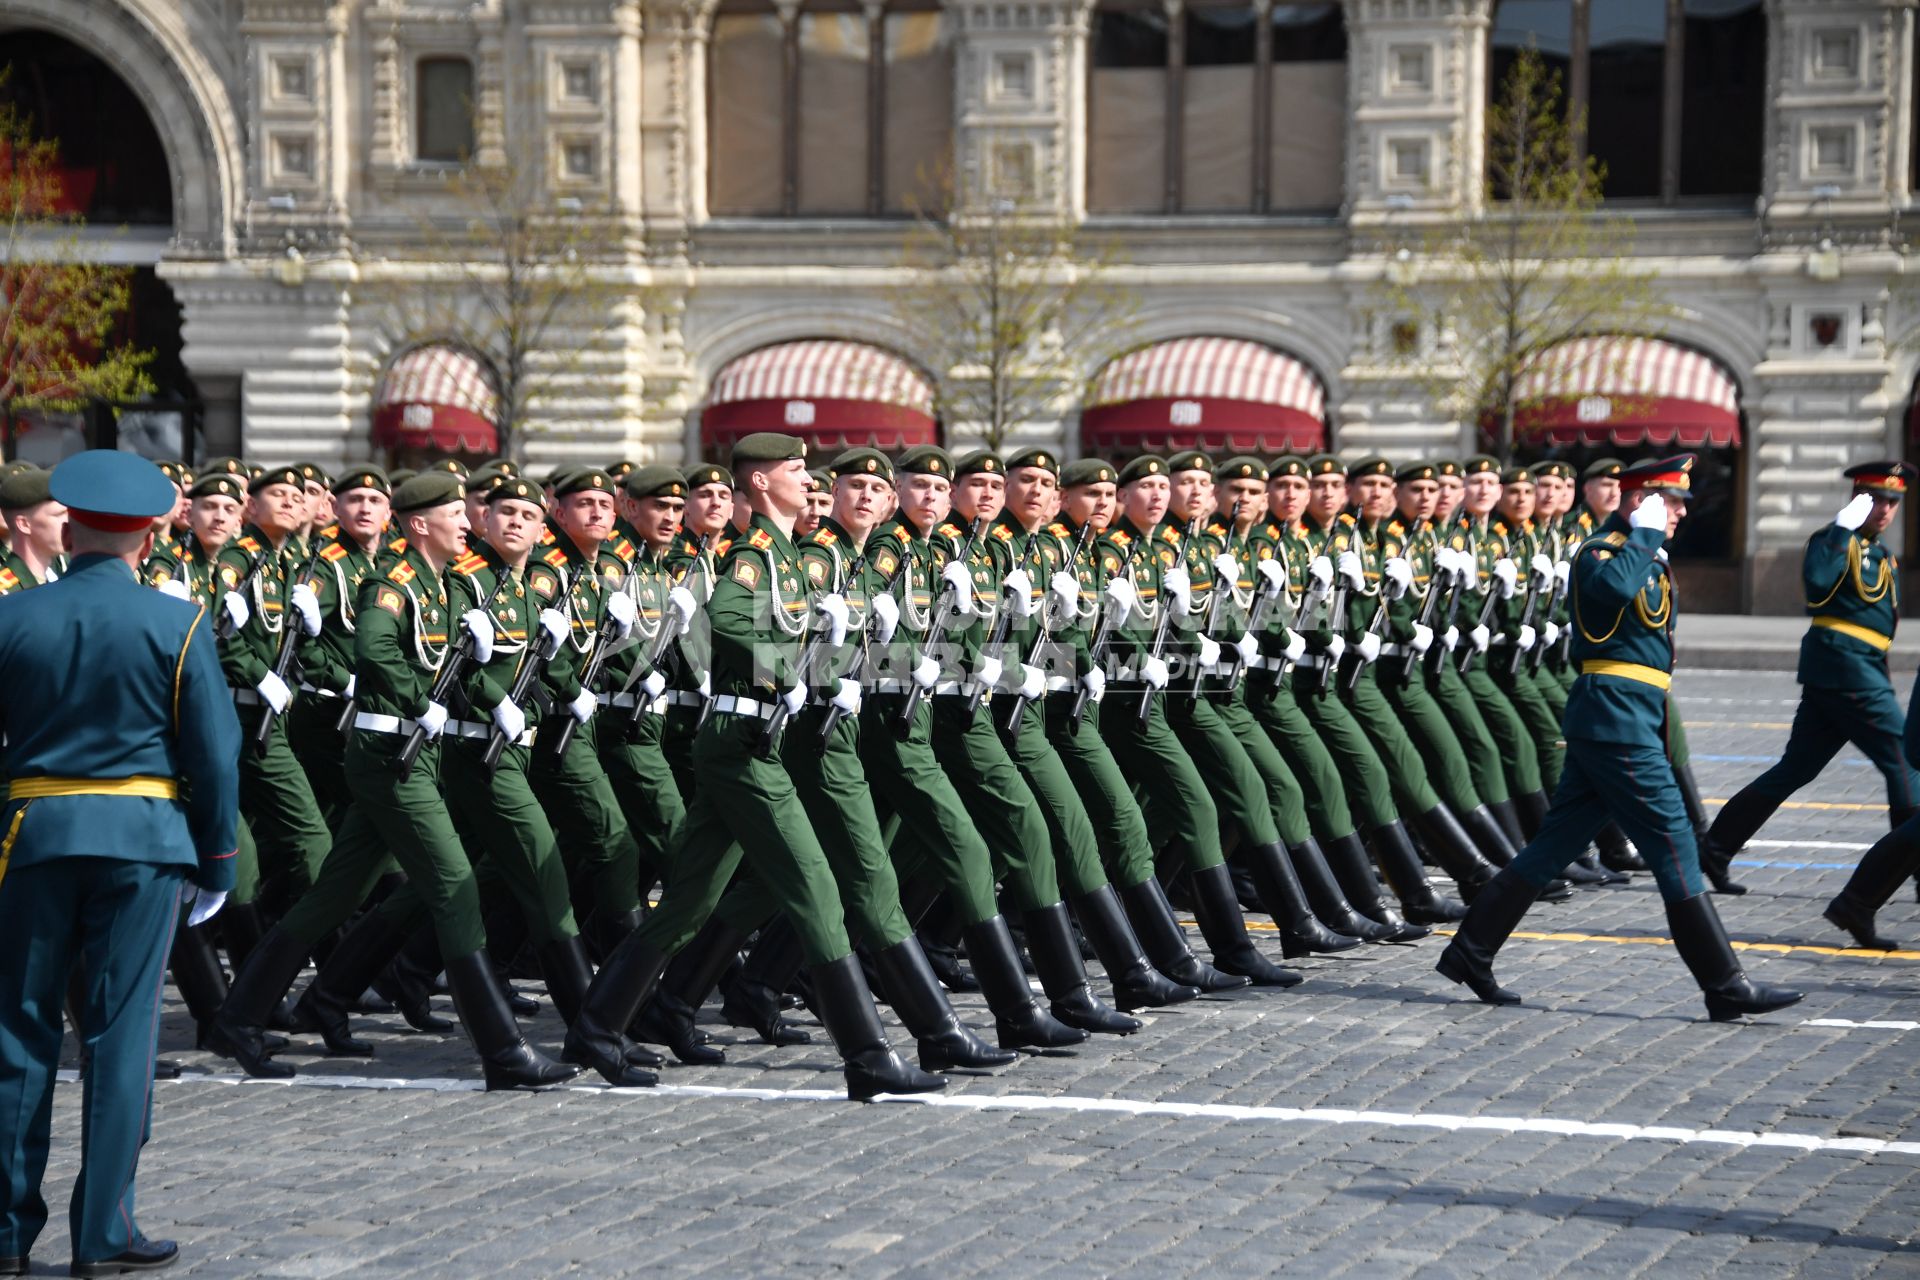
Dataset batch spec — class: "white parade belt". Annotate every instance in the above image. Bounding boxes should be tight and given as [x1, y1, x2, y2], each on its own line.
[599, 690, 670, 715]
[352, 711, 415, 735]
[710, 694, 777, 721]
[449, 719, 536, 747]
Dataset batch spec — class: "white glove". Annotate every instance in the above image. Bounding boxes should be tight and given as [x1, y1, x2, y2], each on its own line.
[538, 608, 570, 647]
[1048, 571, 1080, 614]
[1469, 624, 1491, 653]
[418, 700, 449, 739]
[1324, 635, 1347, 664]
[491, 697, 527, 741]
[1233, 631, 1259, 666]
[1492, 558, 1518, 598]
[1336, 552, 1366, 591]
[288, 582, 322, 637]
[697, 672, 711, 698]
[1411, 623, 1434, 654]
[1530, 553, 1554, 582]
[1080, 667, 1106, 703]
[1256, 559, 1287, 594]
[1017, 664, 1045, 701]
[1442, 625, 1459, 652]
[1629, 494, 1667, 531]
[1356, 632, 1382, 663]
[256, 671, 291, 715]
[781, 683, 807, 715]
[1542, 621, 1561, 646]
[567, 688, 596, 724]
[814, 594, 850, 647]
[830, 678, 862, 716]
[187, 888, 228, 928]
[869, 592, 900, 645]
[1516, 624, 1537, 652]
[1003, 569, 1035, 618]
[1281, 629, 1307, 664]
[911, 654, 941, 690]
[1212, 553, 1240, 584]
[639, 669, 667, 700]
[940, 560, 975, 614]
[1555, 560, 1571, 589]
[1836, 492, 1874, 531]
[976, 654, 1004, 689]
[603, 591, 637, 640]
[1103, 576, 1138, 620]
[343, 676, 355, 698]
[157, 578, 191, 602]
[1141, 654, 1170, 689]
[1197, 636, 1222, 669]
[1162, 567, 1192, 614]
[221, 591, 251, 632]
[667, 585, 698, 635]
[1308, 557, 1335, 591]
[1383, 558, 1413, 598]
[461, 609, 496, 664]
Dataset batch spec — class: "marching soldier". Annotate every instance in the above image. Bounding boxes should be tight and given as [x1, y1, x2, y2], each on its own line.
[0, 468, 64, 594]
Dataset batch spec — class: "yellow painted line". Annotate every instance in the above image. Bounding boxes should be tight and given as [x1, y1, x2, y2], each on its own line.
[1703, 797, 1883, 812]
[1432, 928, 1920, 962]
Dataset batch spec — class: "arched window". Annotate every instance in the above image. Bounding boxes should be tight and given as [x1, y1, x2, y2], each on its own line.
[1489, 0, 1763, 203]
[1088, 1, 1344, 216]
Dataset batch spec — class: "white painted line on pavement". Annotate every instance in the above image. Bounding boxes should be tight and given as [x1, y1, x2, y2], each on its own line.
[123, 1070, 1920, 1159]
[1745, 840, 1872, 852]
[1802, 1018, 1920, 1032]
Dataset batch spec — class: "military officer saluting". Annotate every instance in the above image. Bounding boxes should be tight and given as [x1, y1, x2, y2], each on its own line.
[0, 451, 241, 1277]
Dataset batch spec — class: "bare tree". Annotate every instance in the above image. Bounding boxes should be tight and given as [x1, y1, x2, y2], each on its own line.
[1386, 45, 1669, 462]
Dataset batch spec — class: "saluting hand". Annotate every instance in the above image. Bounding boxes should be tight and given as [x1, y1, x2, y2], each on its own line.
[1836, 492, 1875, 532]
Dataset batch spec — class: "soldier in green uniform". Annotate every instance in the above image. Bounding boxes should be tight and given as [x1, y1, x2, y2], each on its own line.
[658, 463, 734, 797]
[0, 468, 63, 595]
[1438, 456, 1804, 1023]
[0, 451, 240, 1277]
[1700, 460, 1920, 894]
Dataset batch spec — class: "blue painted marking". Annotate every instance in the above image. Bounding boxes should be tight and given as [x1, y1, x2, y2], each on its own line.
[1730, 858, 1855, 871]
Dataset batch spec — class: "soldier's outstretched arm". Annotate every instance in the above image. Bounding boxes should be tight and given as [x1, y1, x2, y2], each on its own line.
[1574, 527, 1665, 614]
[174, 601, 244, 892]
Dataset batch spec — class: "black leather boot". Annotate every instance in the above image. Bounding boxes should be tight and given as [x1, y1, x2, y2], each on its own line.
[1241, 842, 1361, 958]
[1320, 833, 1429, 942]
[205, 926, 311, 1078]
[1024, 902, 1140, 1035]
[1664, 894, 1803, 1022]
[220, 899, 268, 972]
[1189, 862, 1301, 987]
[295, 909, 413, 1058]
[1823, 819, 1920, 950]
[963, 914, 1087, 1050]
[1595, 823, 1646, 874]
[1514, 789, 1550, 841]
[1369, 822, 1466, 924]
[1699, 785, 1776, 895]
[540, 934, 664, 1068]
[444, 949, 582, 1090]
[719, 917, 813, 1046]
[1561, 851, 1616, 885]
[1115, 877, 1249, 992]
[482, 905, 540, 1016]
[371, 928, 454, 1032]
[584, 906, 645, 964]
[169, 923, 230, 1049]
[1488, 798, 1527, 851]
[1458, 806, 1517, 868]
[810, 952, 948, 1101]
[869, 938, 1017, 1071]
[1434, 868, 1543, 1005]
[636, 920, 744, 1064]
[1071, 884, 1198, 1011]
[1411, 807, 1499, 903]
[559, 931, 666, 1087]
[911, 892, 981, 992]
[1674, 760, 1712, 842]
[1286, 838, 1397, 942]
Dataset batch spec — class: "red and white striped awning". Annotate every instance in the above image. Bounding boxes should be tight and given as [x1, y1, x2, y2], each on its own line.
[372, 345, 500, 454]
[701, 340, 939, 454]
[1506, 336, 1741, 447]
[1079, 337, 1327, 456]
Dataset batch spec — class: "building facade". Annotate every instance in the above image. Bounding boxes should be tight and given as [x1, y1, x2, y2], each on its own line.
[3, 0, 1919, 609]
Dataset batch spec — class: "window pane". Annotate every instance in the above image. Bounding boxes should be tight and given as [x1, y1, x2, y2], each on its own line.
[709, 12, 785, 215]
[1186, 5, 1256, 66]
[1678, 0, 1763, 198]
[416, 58, 474, 163]
[883, 12, 953, 215]
[1182, 8, 1256, 211]
[1488, 0, 1571, 114]
[1269, 4, 1344, 211]
[1587, 0, 1667, 199]
[796, 11, 870, 214]
[1092, 7, 1169, 69]
[1270, 2, 1345, 63]
[1089, 6, 1167, 214]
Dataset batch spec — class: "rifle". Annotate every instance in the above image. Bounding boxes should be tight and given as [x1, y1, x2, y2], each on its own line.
[1138, 516, 1201, 726]
[1315, 575, 1349, 696]
[623, 533, 709, 742]
[1528, 554, 1566, 674]
[819, 551, 911, 747]
[1339, 571, 1397, 695]
[759, 550, 870, 760]
[1002, 520, 1096, 740]
[540, 572, 625, 762]
[1394, 552, 1449, 687]
[1504, 561, 1549, 678]
[965, 547, 1025, 726]
[393, 569, 512, 780]
[480, 566, 572, 776]
[1069, 534, 1136, 733]
[213, 546, 270, 641]
[1423, 553, 1467, 679]
[248, 547, 326, 755]
[1454, 571, 1503, 675]
[893, 516, 986, 740]
[1187, 500, 1244, 700]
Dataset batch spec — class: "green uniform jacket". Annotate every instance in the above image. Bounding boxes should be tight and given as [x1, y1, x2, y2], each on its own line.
[1797, 522, 1898, 690]
[352, 547, 454, 720]
[1565, 515, 1674, 746]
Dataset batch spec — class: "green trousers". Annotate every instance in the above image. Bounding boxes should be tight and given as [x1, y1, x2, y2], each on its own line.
[530, 720, 644, 919]
[1166, 696, 1286, 847]
[231, 816, 261, 906]
[634, 711, 852, 966]
[600, 709, 686, 885]
[1425, 665, 1512, 805]
[1291, 680, 1400, 830]
[1099, 692, 1225, 871]
[1041, 695, 1157, 889]
[862, 695, 1003, 926]
[997, 697, 1111, 898]
[1493, 662, 1564, 790]
[1375, 668, 1484, 814]
[237, 713, 333, 908]
[1460, 666, 1544, 797]
[1246, 682, 1359, 840]
[661, 705, 702, 802]
[0, 858, 181, 1265]
[1342, 671, 1444, 815]
[925, 695, 1061, 911]
[286, 696, 351, 826]
[443, 741, 579, 946]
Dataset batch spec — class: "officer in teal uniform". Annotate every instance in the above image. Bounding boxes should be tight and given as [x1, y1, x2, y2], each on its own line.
[0, 451, 241, 1277]
[1436, 456, 1804, 1023]
[1699, 460, 1920, 894]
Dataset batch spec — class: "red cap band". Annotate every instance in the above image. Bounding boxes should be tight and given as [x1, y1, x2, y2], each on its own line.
[68, 509, 155, 533]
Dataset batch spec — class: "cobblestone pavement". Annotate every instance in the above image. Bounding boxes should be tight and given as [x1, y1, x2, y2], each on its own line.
[18, 670, 1920, 1278]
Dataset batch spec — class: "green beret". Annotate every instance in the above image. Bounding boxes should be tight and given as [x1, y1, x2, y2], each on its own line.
[1268, 455, 1308, 479]
[895, 445, 954, 478]
[392, 471, 464, 513]
[1530, 460, 1575, 481]
[542, 465, 577, 490]
[189, 473, 246, 502]
[1061, 458, 1117, 488]
[0, 460, 36, 482]
[1004, 447, 1059, 476]
[157, 460, 190, 487]
[483, 457, 520, 479]
[830, 448, 893, 483]
[625, 465, 689, 500]
[201, 456, 249, 482]
[1349, 456, 1394, 480]
[606, 460, 636, 480]
[685, 462, 732, 489]
[555, 468, 617, 498]
[487, 476, 548, 509]
[335, 466, 391, 497]
[0, 467, 52, 510]
[464, 467, 505, 496]
[1214, 456, 1267, 483]
[806, 468, 832, 491]
[1499, 466, 1534, 485]
[954, 450, 1003, 478]
[1166, 449, 1213, 475]
[1117, 455, 1169, 485]
[1305, 453, 1345, 478]
[731, 432, 808, 467]
[253, 464, 304, 492]
[1582, 457, 1625, 481]
[421, 458, 469, 480]
[295, 461, 333, 488]
[1395, 461, 1438, 485]
[1434, 459, 1462, 477]
[1461, 455, 1501, 477]
[388, 468, 418, 488]
[246, 464, 265, 483]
